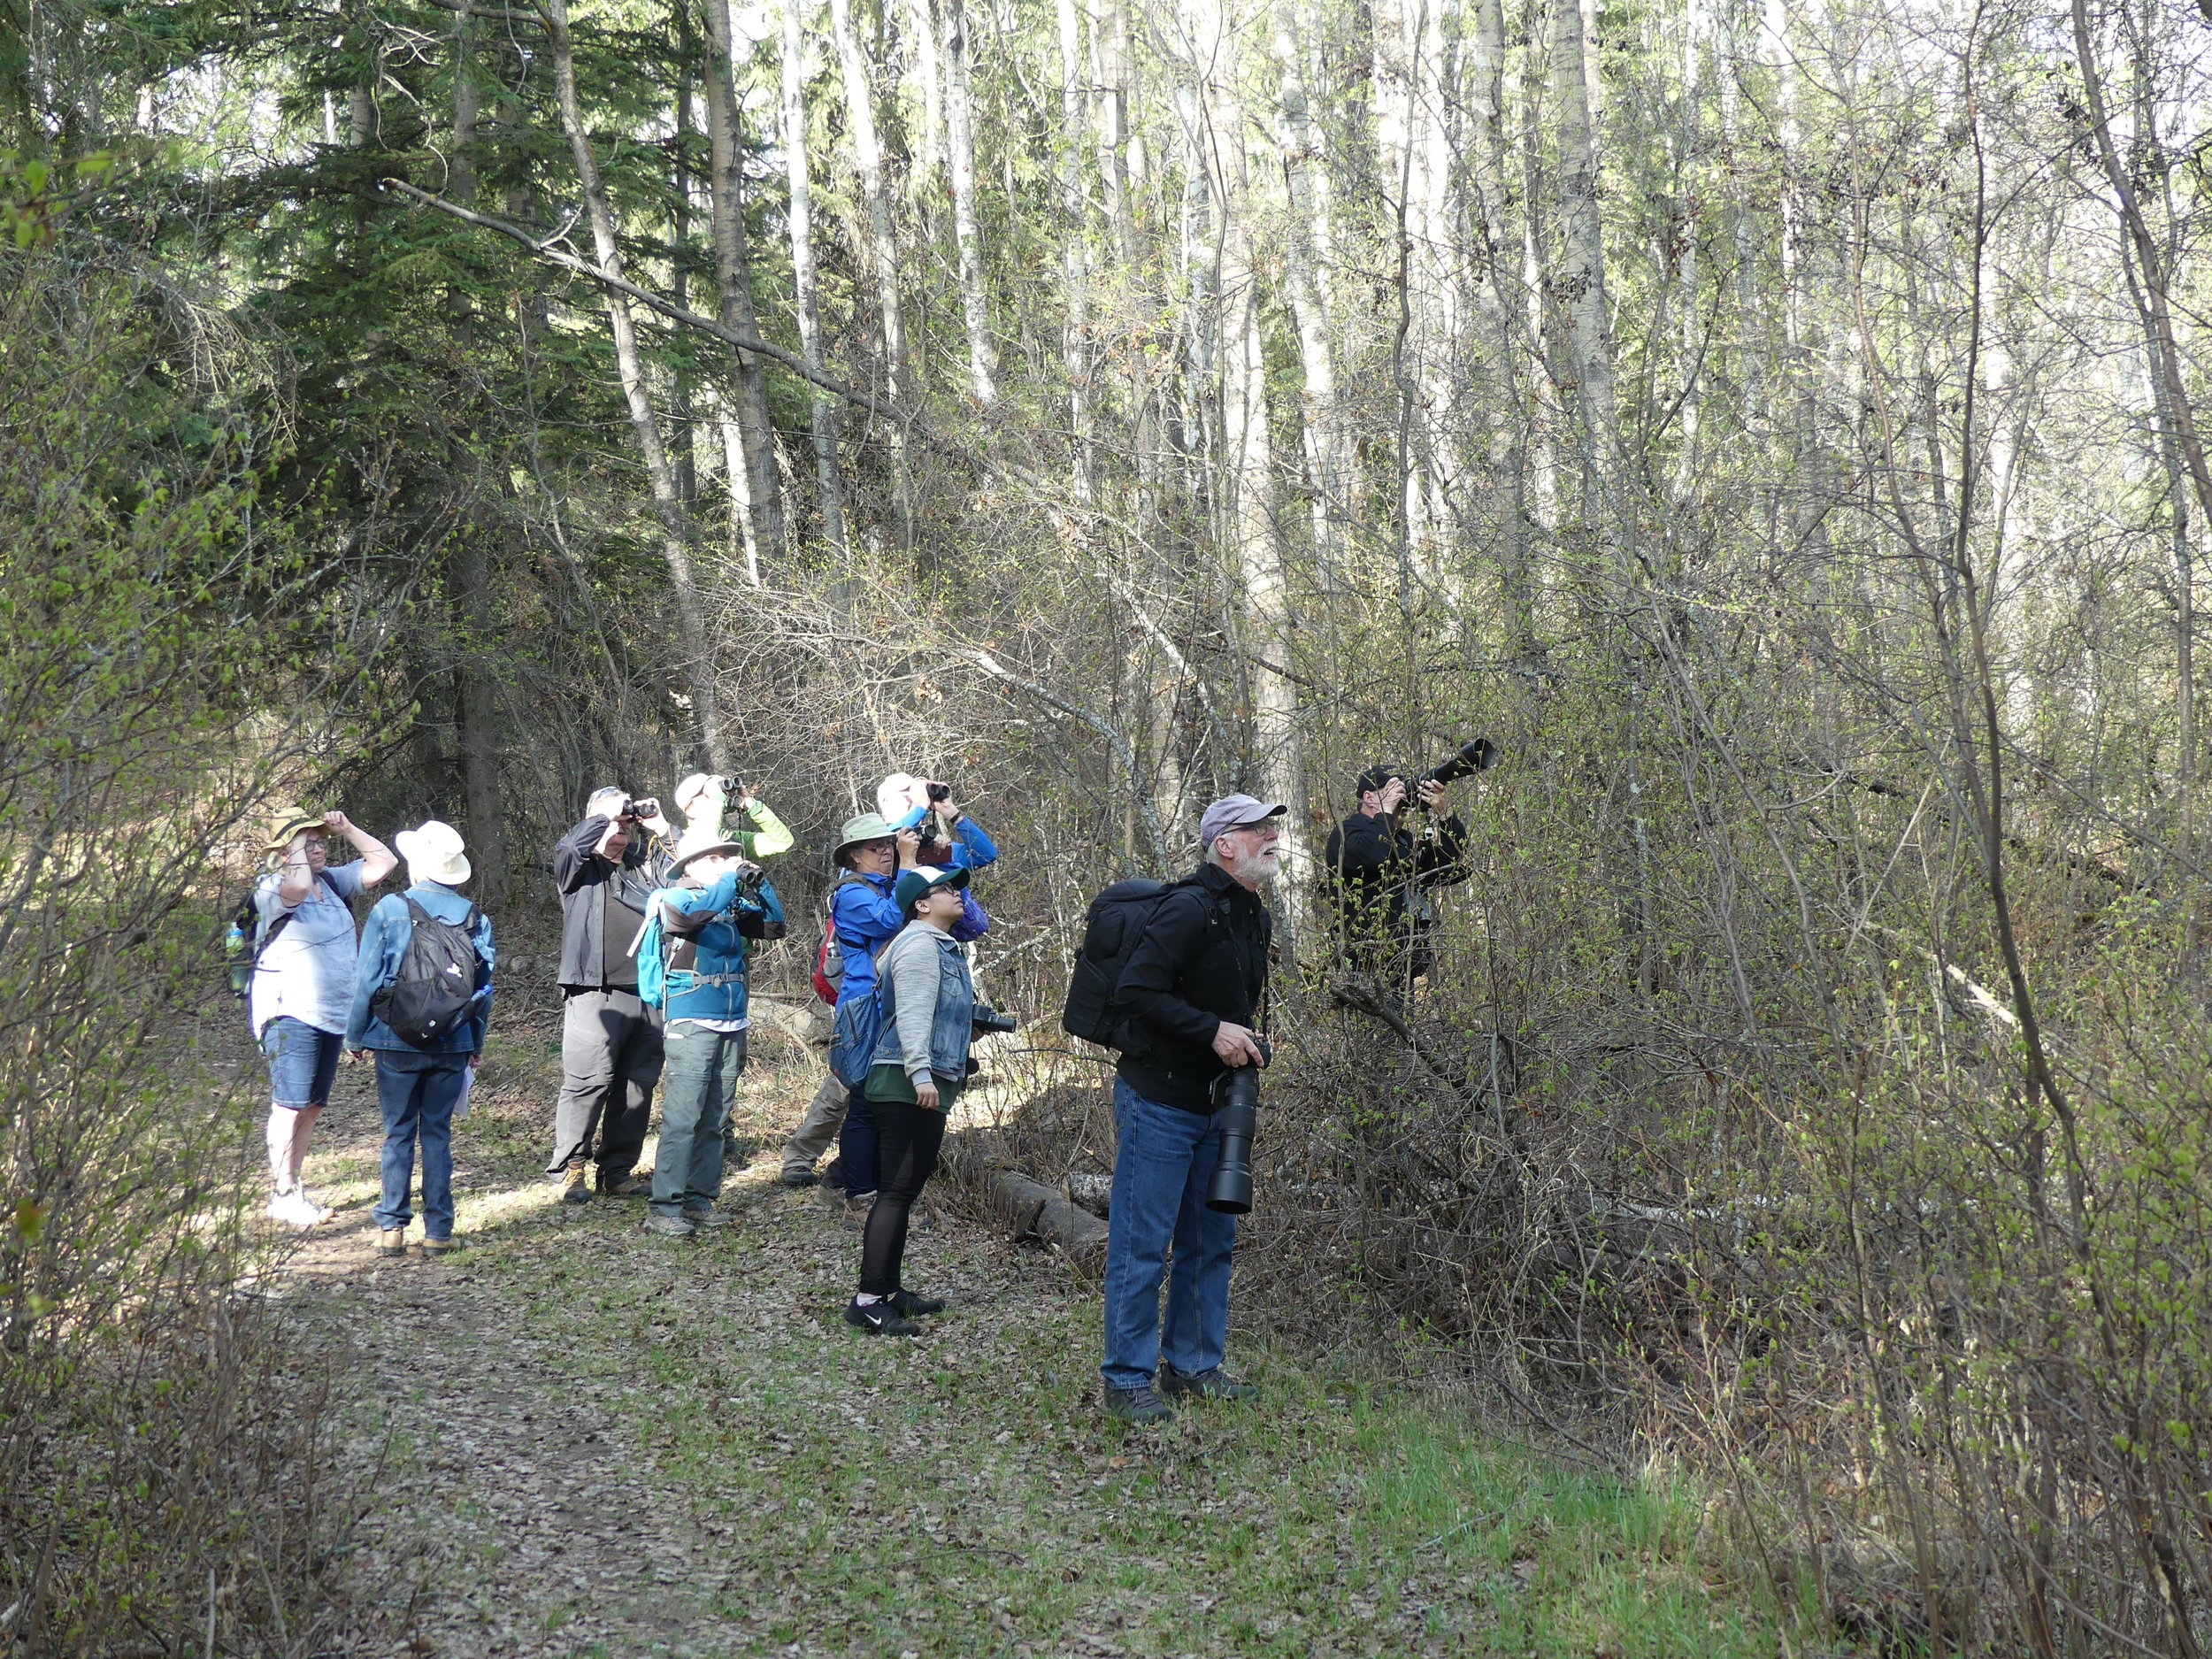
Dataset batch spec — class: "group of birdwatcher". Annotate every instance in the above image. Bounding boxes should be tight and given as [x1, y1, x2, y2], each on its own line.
[238, 755, 1477, 1424]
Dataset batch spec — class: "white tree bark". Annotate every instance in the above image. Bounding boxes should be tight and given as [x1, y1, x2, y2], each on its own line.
[828, 0, 915, 549]
[1271, 0, 1345, 585]
[1188, 0, 1310, 940]
[703, 0, 785, 565]
[1056, 0, 1093, 498]
[1549, 0, 1629, 578]
[941, 0, 997, 403]
[780, 0, 849, 558]
[829, 0, 908, 403]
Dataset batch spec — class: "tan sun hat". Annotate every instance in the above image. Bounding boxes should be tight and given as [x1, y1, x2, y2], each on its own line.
[833, 812, 897, 864]
[264, 804, 331, 853]
[395, 819, 472, 885]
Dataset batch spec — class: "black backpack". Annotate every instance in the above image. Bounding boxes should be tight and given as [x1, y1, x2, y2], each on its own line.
[372, 897, 484, 1049]
[1060, 876, 1201, 1049]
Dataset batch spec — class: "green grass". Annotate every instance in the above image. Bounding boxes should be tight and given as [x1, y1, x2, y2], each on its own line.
[301, 1020, 1838, 1657]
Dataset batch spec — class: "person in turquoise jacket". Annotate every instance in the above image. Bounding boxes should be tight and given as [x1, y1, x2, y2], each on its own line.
[643, 827, 787, 1237]
[344, 821, 495, 1259]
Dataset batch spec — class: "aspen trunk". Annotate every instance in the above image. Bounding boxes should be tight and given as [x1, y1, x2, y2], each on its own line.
[1190, 0, 1310, 941]
[1271, 0, 1344, 585]
[546, 0, 731, 772]
[1549, 0, 1628, 575]
[941, 0, 996, 404]
[828, 0, 915, 550]
[703, 0, 785, 564]
[1056, 0, 1092, 497]
[1470, 0, 1540, 657]
[780, 0, 849, 560]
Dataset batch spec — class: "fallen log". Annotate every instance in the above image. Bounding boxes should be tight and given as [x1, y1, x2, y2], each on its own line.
[987, 1171, 1110, 1267]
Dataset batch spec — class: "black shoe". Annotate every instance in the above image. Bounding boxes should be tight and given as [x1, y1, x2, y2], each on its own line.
[889, 1288, 945, 1317]
[1158, 1363, 1258, 1402]
[597, 1169, 652, 1199]
[1102, 1384, 1174, 1425]
[780, 1169, 819, 1188]
[843, 1297, 920, 1336]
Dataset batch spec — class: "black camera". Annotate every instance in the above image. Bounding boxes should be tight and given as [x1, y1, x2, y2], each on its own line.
[1205, 1036, 1272, 1215]
[971, 1004, 1018, 1037]
[1403, 739, 1498, 808]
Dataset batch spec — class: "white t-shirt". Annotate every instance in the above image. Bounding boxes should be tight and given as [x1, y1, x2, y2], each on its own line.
[249, 860, 367, 1038]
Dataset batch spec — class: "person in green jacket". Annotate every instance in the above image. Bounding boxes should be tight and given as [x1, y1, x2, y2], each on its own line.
[672, 772, 795, 857]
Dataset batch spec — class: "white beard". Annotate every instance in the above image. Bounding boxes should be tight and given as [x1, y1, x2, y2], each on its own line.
[1227, 843, 1282, 885]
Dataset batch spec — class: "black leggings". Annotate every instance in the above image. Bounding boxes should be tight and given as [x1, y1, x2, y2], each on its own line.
[859, 1098, 947, 1296]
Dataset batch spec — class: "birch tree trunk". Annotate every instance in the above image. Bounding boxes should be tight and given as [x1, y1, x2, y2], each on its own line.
[546, 0, 731, 772]
[703, 0, 785, 565]
[1549, 0, 1628, 579]
[1271, 0, 1344, 585]
[1469, 0, 1540, 659]
[828, 0, 915, 549]
[1190, 0, 1310, 941]
[942, 0, 996, 404]
[1056, 0, 1093, 497]
[780, 0, 849, 561]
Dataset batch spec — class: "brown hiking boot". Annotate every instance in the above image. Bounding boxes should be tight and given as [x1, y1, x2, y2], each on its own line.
[559, 1161, 592, 1204]
[596, 1168, 652, 1199]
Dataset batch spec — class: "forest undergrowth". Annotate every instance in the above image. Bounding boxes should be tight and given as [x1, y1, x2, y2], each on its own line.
[259, 954, 1844, 1658]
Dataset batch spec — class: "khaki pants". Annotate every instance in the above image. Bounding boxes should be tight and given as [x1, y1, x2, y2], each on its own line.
[781, 1068, 848, 1179]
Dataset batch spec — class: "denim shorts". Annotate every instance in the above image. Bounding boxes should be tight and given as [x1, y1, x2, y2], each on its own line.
[263, 1016, 342, 1110]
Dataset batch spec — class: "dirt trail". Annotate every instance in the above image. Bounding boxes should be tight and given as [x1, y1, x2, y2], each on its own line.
[251, 992, 1827, 1659]
[267, 1005, 1042, 1658]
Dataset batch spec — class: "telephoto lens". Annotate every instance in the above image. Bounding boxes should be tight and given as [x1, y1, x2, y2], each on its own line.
[971, 1005, 1019, 1036]
[1206, 1036, 1272, 1215]
[1415, 737, 1499, 793]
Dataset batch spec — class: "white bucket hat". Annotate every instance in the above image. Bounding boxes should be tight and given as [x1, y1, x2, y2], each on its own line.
[671, 826, 747, 877]
[395, 819, 472, 885]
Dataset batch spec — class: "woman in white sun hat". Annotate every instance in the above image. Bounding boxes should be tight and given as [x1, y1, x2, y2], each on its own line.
[345, 820, 495, 1260]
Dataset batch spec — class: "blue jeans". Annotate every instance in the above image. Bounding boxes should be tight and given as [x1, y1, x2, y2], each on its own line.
[652, 1024, 746, 1217]
[262, 1016, 342, 1109]
[837, 1080, 877, 1195]
[1101, 1078, 1237, 1393]
[373, 1050, 469, 1238]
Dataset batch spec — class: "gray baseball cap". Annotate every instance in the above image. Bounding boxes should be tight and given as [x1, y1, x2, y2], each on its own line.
[1199, 794, 1287, 848]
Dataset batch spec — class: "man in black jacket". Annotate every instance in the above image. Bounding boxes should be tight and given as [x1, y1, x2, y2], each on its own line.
[1100, 794, 1279, 1426]
[1324, 765, 1471, 982]
[543, 787, 677, 1202]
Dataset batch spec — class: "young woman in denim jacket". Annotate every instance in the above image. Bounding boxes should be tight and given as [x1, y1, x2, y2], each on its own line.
[843, 864, 975, 1335]
[826, 818, 987, 1208]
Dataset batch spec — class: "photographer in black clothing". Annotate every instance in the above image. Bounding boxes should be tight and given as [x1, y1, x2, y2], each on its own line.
[1324, 766, 1471, 981]
[544, 787, 677, 1201]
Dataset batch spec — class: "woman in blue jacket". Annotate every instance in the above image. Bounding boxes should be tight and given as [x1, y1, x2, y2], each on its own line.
[645, 830, 787, 1237]
[345, 821, 495, 1259]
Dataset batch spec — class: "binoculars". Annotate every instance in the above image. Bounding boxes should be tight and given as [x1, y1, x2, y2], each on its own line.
[1206, 1036, 1273, 1215]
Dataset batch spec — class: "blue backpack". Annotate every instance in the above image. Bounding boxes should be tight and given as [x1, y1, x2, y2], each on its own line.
[632, 904, 670, 1008]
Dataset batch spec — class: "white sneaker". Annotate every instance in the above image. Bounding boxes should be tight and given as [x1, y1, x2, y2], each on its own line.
[267, 1188, 321, 1228]
[294, 1187, 330, 1222]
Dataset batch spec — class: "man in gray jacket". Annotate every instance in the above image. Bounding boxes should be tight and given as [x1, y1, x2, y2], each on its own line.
[544, 787, 676, 1201]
